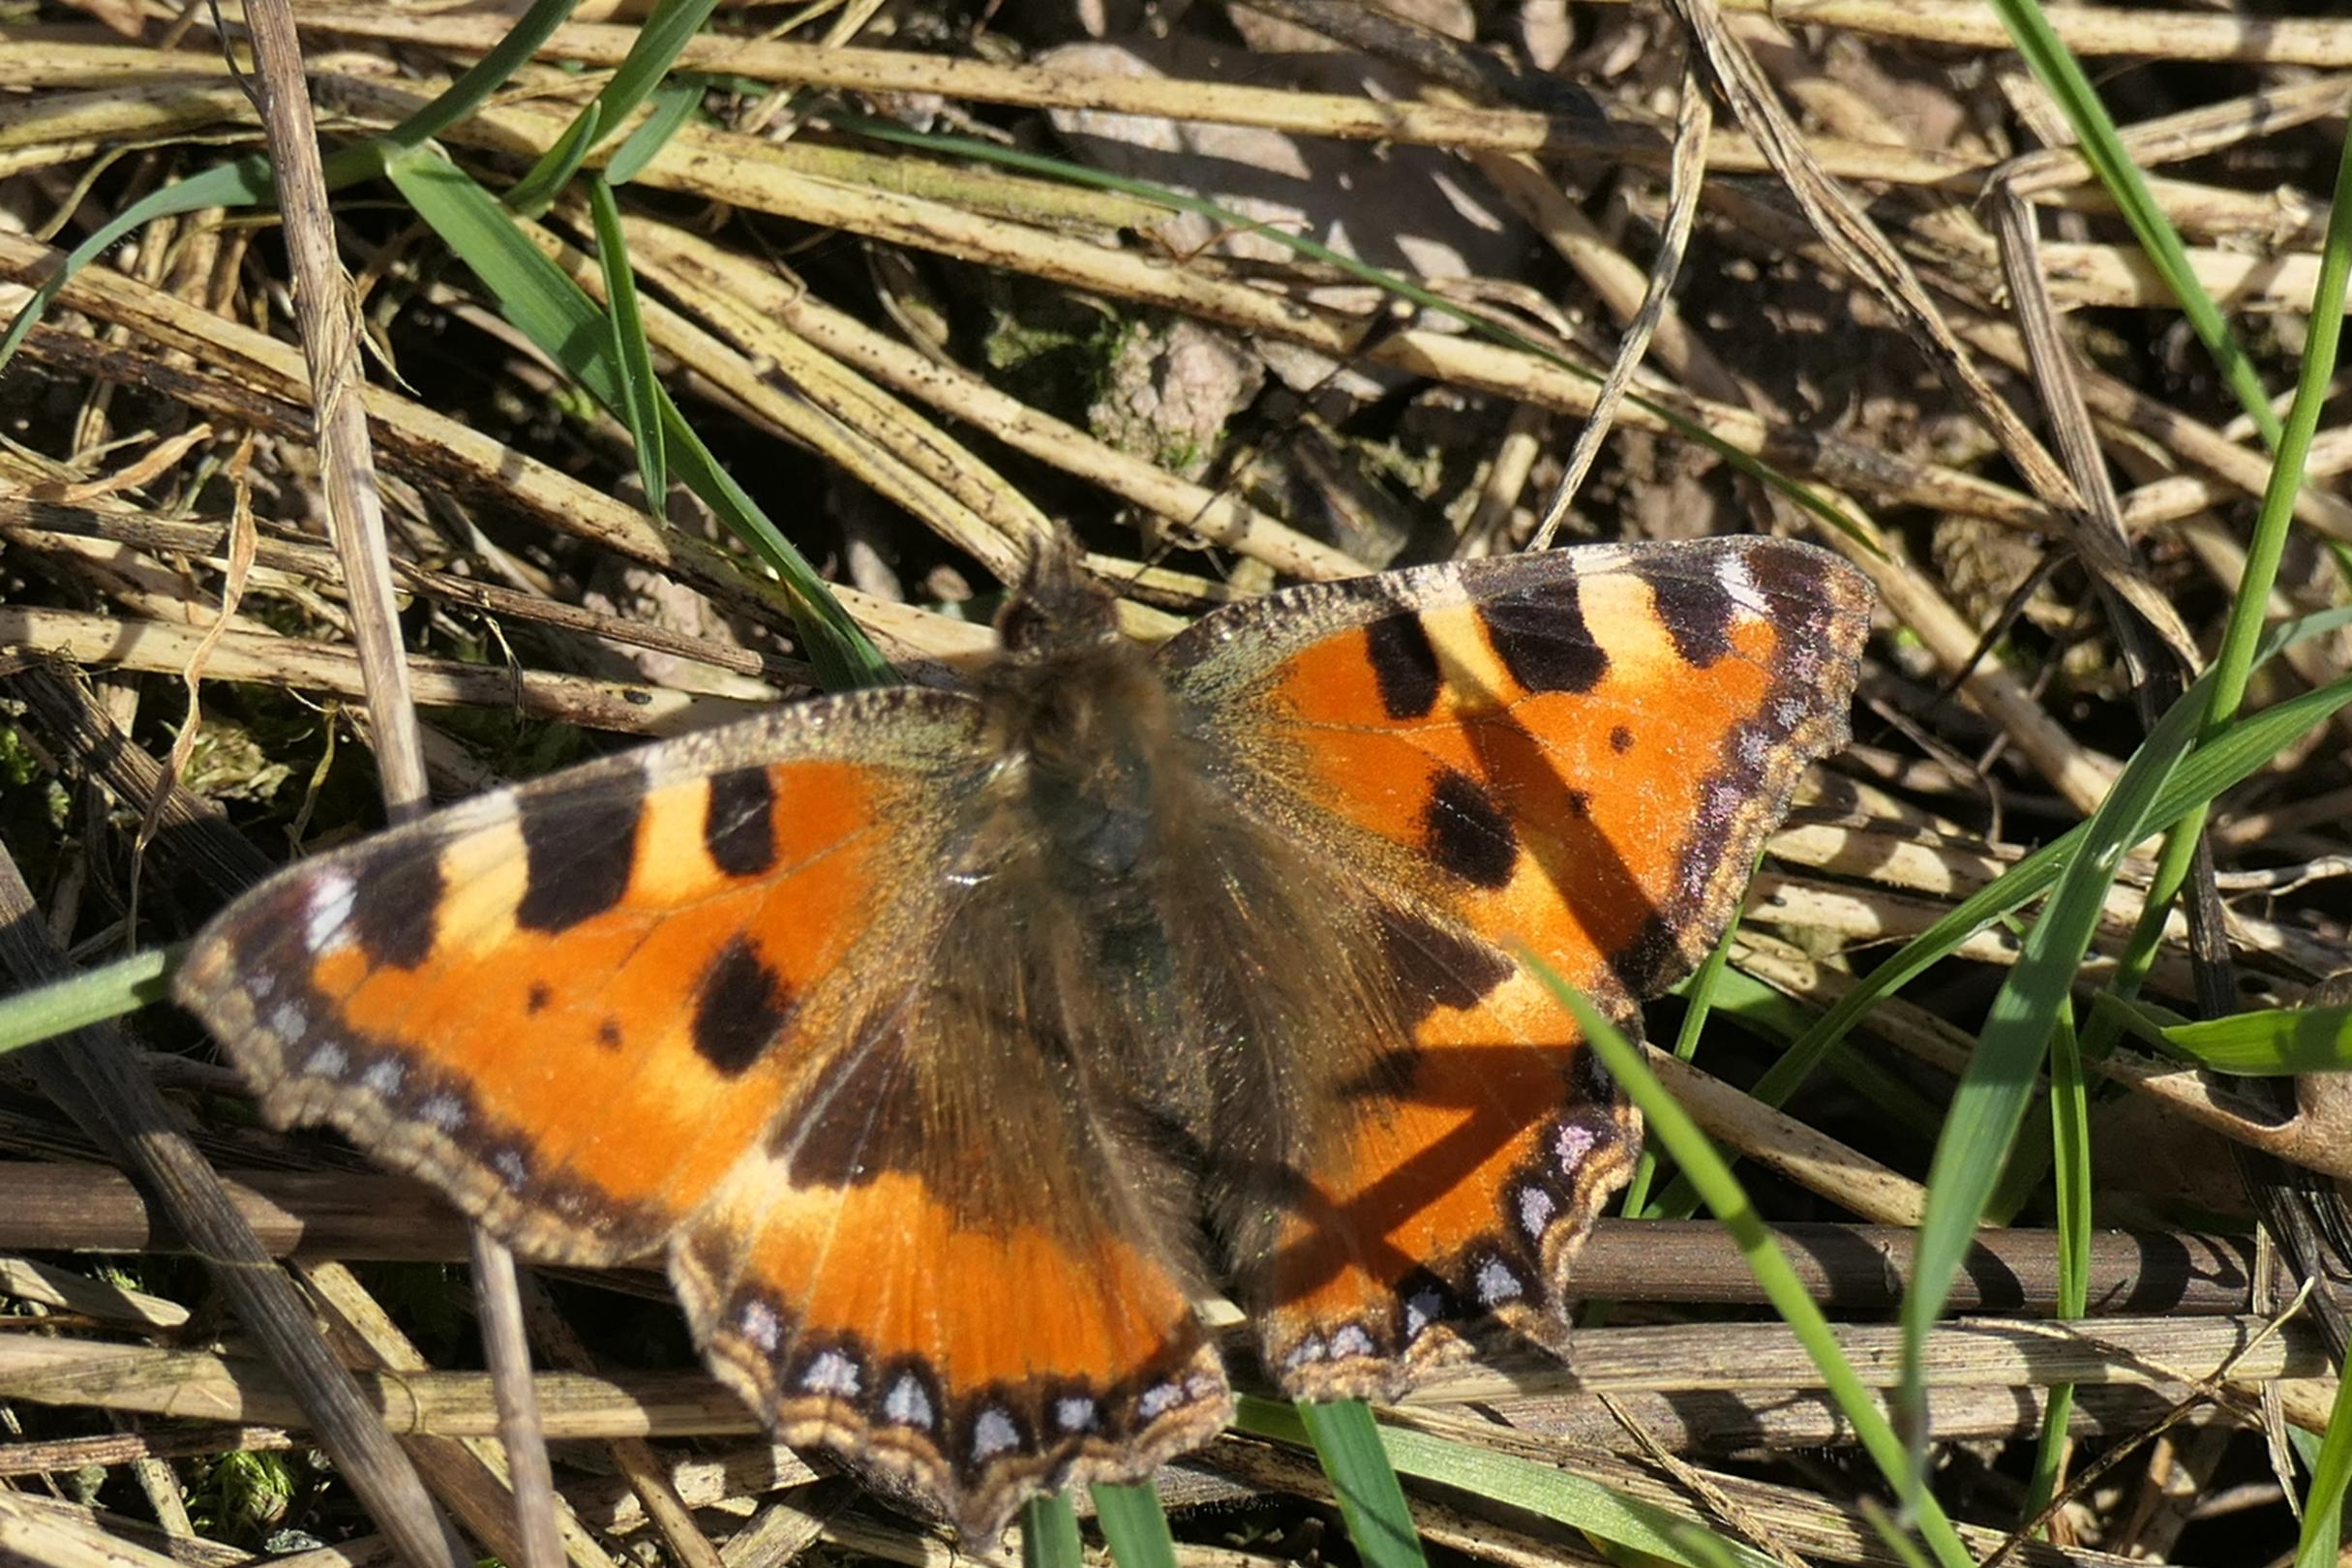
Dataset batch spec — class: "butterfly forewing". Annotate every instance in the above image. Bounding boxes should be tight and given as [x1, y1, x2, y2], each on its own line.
[174, 691, 980, 1261]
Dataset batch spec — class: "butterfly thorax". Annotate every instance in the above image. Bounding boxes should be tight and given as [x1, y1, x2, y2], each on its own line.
[973, 573, 1193, 906]
[951, 567, 1246, 1138]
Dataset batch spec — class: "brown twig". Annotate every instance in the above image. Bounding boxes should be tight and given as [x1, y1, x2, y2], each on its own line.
[238, 0, 554, 1559]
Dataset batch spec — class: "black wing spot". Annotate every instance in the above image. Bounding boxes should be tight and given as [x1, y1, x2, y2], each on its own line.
[514, 774, 647, 934]
[1647, 566, 1736, 668]
[705, 768, 778, 877]
[596, 1017, 624, 1050]
[1424, 769, 1518, 888]
[1481, 584, 1607, 694]
[1609, 724, 1634, 755]
[691, 936, 795, 1077]
[1363, 613, 1441, 720]
[526, 981, 552, 1013]
[1607, 911, 1684, 1000]
[347, 851, 442, 971]
[1396, 1265, 1461, 1343]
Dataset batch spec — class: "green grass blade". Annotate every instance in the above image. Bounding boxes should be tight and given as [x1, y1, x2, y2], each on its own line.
[651, 409, 890, 690]
[2024, 1002, 2092, 1525]
[0, 946, 177, 1054]
[508, 100, 605, 217]
[382, 0, 584, 152]
[2084, 990, 2191, 1044]
[1861, 1499, 1940, 1568]
[506, 0, 722, 213]
[1294, 1400, 1427, 1568]
[377, 143, 886, 687]
[1620, 906, 1742, 1218]
[2156, 1003, 2352, 1073]
[1894, 661, 2207, 1495]
[1514, 966, 1975, 1568]
[1987, 0, 2277, 444]
[0, 156, 274, 368]
[2051, 1012, 2094, 1315]
[607, 76, 706, 188]
[1022, 1493, 1084, 1568]
[1089, 1483, 1178, 1568]
[2291, 1370, 2352, 1568]
[1234, 1396, 1769, 1568]
[2201, 121, 2352, 732]
[587, 171, 666, 507]
[2075, 816, 2202, 1064]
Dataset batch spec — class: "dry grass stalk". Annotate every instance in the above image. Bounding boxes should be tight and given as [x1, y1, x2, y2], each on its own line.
[3, 2, 2348, 1563]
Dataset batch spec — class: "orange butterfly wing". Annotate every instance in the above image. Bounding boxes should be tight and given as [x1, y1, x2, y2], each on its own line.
[1161, 537, 1871, 1394]
[174, 687, 1224, 1537]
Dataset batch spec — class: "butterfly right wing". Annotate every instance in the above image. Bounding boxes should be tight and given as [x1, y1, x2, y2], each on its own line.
[1157, 538, 1869, 1397]
[175, 686, 1224, 1538]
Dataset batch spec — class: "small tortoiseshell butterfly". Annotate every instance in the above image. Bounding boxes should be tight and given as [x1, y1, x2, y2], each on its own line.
[175, 533, 1871, 1537]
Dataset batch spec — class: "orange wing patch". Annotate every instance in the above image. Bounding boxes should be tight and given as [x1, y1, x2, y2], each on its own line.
[1256, 540, 1867, 1006]
[1248, 941, 1639, 1397]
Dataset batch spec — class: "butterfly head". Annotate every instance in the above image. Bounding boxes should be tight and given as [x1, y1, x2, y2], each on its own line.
[992, 532, 1123, 661]
[980, 535, 1161, 744]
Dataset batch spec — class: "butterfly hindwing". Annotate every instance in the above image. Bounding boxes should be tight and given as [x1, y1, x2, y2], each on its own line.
[1228, 905, 1643, 1395]
[1159, 537, 1871, 1393]
[670, 896, 1230, 1536]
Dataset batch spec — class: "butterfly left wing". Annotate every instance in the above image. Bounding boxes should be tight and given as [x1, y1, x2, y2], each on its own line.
[175, 690, 1229, 1538]
[1158, 536, 1871, 1395]
[170, 708, 953, 1267]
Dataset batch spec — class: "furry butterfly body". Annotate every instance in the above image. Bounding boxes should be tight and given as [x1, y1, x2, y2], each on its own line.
[177, 535, 1871, 1536]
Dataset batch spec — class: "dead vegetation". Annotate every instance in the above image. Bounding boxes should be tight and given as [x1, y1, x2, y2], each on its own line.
[2, 2, 2351, 1566]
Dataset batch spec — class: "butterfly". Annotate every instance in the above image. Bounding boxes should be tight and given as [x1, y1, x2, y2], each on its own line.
[174, 532, 1871, 1539]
